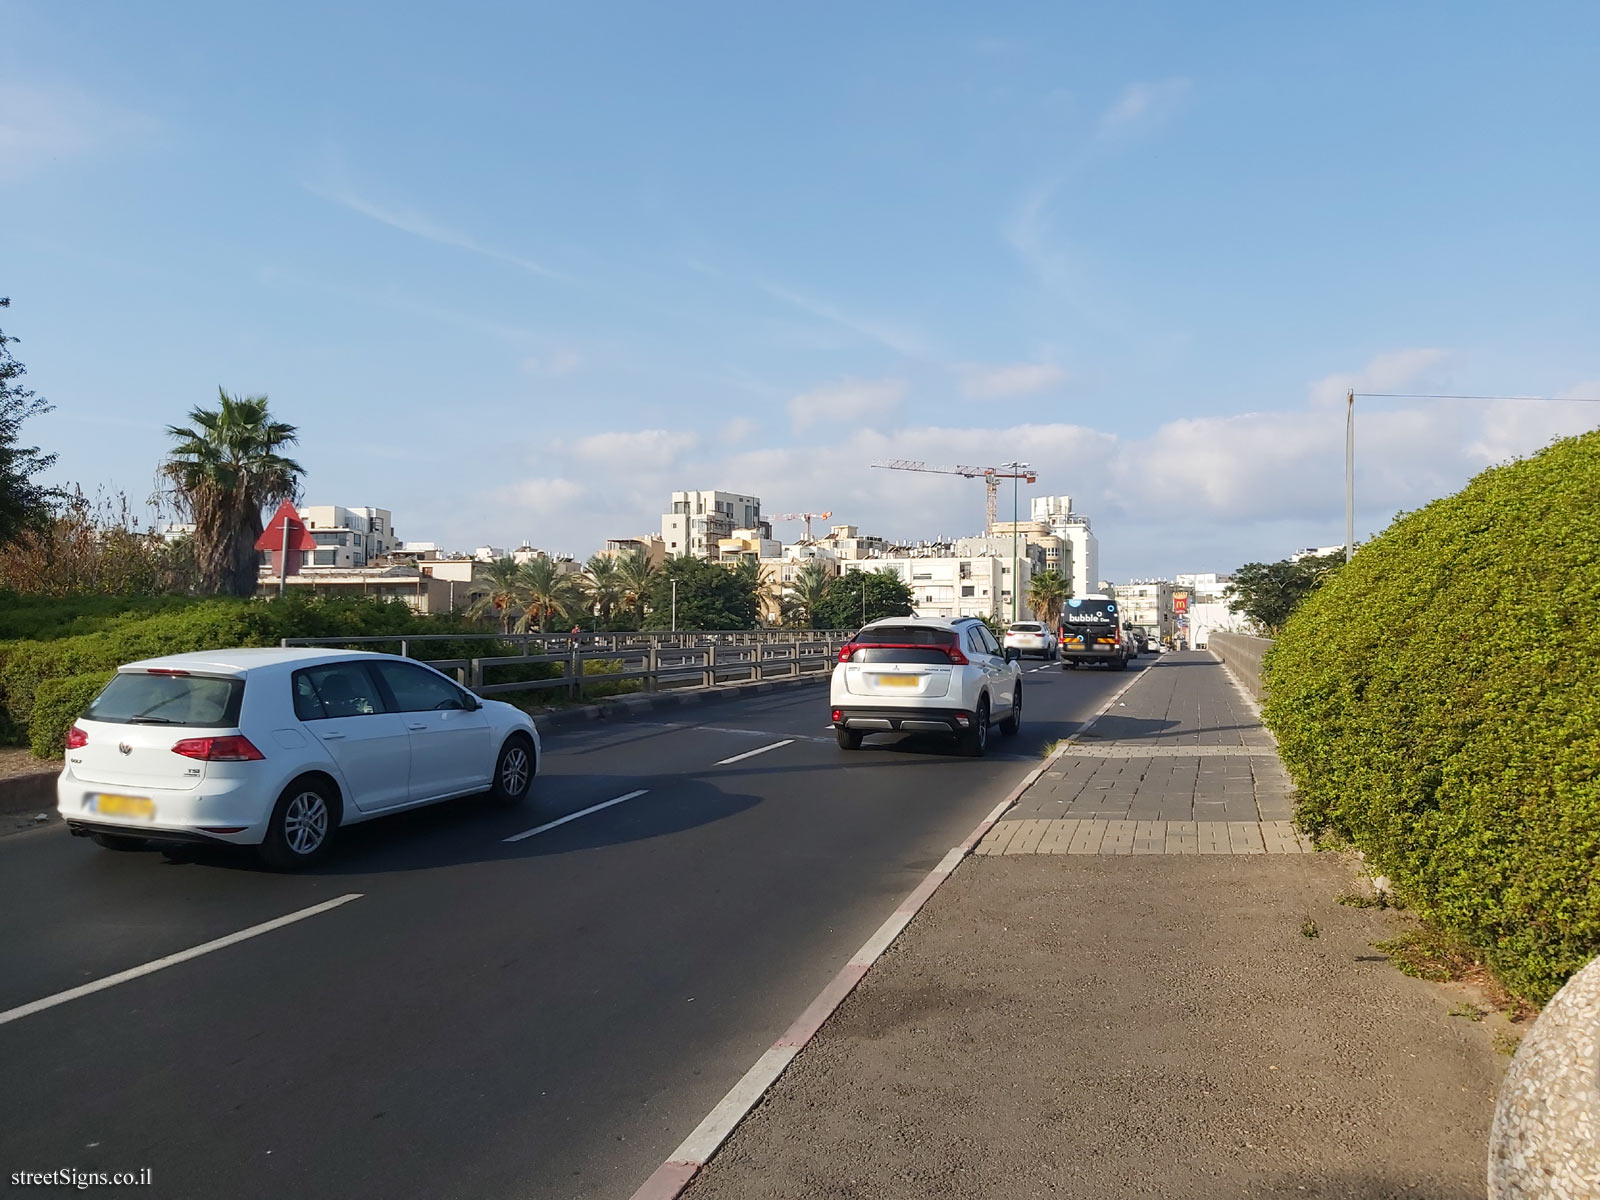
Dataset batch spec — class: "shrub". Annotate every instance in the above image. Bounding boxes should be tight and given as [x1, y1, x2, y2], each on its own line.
[30, 671, 115, 758]
[1, 594, 503, 753]
[1263, 429, 1600, 1002]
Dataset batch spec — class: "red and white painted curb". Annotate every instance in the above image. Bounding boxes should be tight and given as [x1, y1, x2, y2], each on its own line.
[628, 665, 1150, 1200]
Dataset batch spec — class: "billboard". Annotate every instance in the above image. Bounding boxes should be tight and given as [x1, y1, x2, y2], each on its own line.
[1173, 591, 1189, 614]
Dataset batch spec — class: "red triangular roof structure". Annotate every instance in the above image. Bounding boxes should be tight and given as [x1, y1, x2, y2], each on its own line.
[255, 500, 318, 552]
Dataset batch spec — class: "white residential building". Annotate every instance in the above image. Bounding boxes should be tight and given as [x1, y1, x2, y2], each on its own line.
[1291, 545, 1347, 562]
[1173, 572, 1235, 604]
[1031, 496, 1099, 600]
[716, 527, 783, 564]
[1110, 579, 1177, 640]
[868, 552, 1036, 622]
[662, 490, 765, 560]
[299, 505, 398, 568]
[817, 524, 889, 561]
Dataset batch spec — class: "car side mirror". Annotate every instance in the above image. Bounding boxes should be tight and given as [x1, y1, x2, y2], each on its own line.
[1004, 647, 1020, 662]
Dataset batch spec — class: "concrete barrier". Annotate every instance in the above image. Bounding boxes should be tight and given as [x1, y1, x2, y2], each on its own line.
[1488, 953, 1600, 1198]
[1207, 632, 1274, 700]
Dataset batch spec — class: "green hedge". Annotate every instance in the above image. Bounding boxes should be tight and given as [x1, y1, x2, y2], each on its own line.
[30, 671, 116, 758]
[1263, 429, 1600, 1002]
[0, 595, 504, 755]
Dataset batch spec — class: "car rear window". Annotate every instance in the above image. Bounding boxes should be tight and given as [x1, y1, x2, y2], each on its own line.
[849, 626, 957, 666]
[1008, 623, 1043, 632]
[857, 627, 956, 646]
[85, 671, 244, 728]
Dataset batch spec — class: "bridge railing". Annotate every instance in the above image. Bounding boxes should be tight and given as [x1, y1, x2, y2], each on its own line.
[1207, 632, 1274, 699]
[279, 630, 853, 700]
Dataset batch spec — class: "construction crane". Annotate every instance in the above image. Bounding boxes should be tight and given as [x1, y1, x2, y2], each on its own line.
[870, 461, 1037, 533]
[771, 511, 833, 543]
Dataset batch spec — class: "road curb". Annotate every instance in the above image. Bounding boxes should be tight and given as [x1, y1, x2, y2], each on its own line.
[529, 675, 827, 732]
[0, 770, 56, 818]
[627, 662, 1152, 1200]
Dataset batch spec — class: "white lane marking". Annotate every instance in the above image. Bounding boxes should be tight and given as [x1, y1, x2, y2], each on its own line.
[0, 893, 364, 1028]
[503, 790, 649, 843]
[714, 739, 794, 765]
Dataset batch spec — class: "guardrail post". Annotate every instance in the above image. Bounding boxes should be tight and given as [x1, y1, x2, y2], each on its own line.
[704, 643, 717, 688]
[469, 658, 484, 692]
[569, 646, 582, 699]
[399, 639, 409, 659]
[646, 643, 659, 692]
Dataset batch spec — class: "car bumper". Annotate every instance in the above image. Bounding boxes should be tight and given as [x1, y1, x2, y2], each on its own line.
[1058, 646, 1122, 663]
[58, 770, 273, 845]
[830, 705, 976, 736]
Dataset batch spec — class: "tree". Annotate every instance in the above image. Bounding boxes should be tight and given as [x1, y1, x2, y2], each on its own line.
[467, 557, 523, 633]
[0, 486, 200, 596]
[1027, 569, 1071, 626]
[813, 567, 914, 630]
[583, 553, 625, 625]
[617, 550, 657, 624]
[644, 555, 761, 631]
[1225, 553, 1345, 635]
[0, 297, 65, 549]
[780, 560, 833, 627]
[514, 555, 582, 632]
[161, 389, 303, 597]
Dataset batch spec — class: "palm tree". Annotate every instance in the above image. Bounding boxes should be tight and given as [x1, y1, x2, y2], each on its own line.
[161, 389, 303, 596]
[583, 554, 625, 626]
[1028, 568, 1071, 627]
[617, 549, 657, 624]
[514, 555, 581, 632]
[781, 560, 832, 628]
[467, 557, 524, 633]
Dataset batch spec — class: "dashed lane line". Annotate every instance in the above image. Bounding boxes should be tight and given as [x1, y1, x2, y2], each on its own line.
[714, 740, 795, 765]
[0, 893, 365, 1028]
[503, 790, 650, 843]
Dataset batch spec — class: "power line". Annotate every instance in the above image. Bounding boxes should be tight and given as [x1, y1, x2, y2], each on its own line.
[1354, 392, 1600, 403]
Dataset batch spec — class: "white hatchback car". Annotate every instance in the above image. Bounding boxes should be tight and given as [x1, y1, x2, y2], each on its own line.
[1003, 621, 1056, 660]
[830, 616, 1023, 756]
[58, 648, 540, 870]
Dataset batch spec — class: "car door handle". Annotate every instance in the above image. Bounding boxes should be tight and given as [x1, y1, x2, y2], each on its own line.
[320, 731, 345, 740]
[407, 722, 428, 731]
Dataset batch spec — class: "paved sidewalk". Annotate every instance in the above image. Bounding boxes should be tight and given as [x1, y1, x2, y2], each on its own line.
[682, 653, 1506, 1200]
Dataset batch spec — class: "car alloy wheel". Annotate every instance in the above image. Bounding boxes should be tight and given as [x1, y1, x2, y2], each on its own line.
[500, 745, 531, 797]
[283, 789, 329, 856]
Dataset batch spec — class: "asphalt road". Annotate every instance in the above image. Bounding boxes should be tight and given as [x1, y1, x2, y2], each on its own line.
[0, 656, 1145, 1199]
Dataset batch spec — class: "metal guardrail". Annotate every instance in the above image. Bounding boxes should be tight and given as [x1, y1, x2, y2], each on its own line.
[279, 630, 852, 700]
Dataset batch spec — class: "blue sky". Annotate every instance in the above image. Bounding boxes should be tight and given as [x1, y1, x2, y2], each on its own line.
[4, 1, 1599, 579]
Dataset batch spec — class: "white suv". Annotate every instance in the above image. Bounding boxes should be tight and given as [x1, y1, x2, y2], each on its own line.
[829, 617, 1023, 756]
[1004, 621, 1056, 660]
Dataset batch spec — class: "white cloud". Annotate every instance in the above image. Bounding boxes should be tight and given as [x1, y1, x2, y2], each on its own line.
[0, 81, 153, 178]
[1467, 386, 1600, 464]
[495, 477, 586, 515]
[1310, 347, 1451, 407]
[724, 417, 757, 443]
[760, 283, 929, 359]
[957, 362, 1066, 399]
[521, 349, 582, 377]
[569, 429, 700, 466]
[789, 378, 907, 432]
[307, 178, 564, 280]
[1098, 78, 1192, 138]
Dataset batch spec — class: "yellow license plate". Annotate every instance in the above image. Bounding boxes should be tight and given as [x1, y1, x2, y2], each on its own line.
[875, 675, 919, 688]
[97, 794, 155, 820]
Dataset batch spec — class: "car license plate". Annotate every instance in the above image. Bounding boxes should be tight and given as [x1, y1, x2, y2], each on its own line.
[96, 794, 155, 820]
[875, 674, 919, 688]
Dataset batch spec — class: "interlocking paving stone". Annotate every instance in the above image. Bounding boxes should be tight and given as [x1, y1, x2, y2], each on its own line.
[975, 818, 1312, 856]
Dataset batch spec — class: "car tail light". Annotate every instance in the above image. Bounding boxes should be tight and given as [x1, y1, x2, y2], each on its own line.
[945, 645, 968, 665]
[172, 735, 265, 762]
[831, 708, 843, 722]
[65, 725, 88, 750]
[144, 668, 190, 676]
[837, 643, 858, 663]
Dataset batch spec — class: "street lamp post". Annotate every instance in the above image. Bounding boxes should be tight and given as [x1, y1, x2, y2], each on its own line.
[1345, 389, 1355, 563]
[1002, 461, 1030, 622]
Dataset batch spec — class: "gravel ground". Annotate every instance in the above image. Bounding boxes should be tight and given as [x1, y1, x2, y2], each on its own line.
[686, 854, 1506, 1200]
[0, 745, 59, 781]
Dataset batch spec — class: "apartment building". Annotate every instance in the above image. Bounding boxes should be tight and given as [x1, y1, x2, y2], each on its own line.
[870, 552, 1036, 622]
[716, 527, 782, 564]
[299, 505, 398, 568]
[755, 544, 840, 625]
[816, 524, 889, 561]
[1110, 579, 1176, 640]
[1173, 572, 1235, 603]
[597, 534, 667, 567]
[661, 491, 764, 559]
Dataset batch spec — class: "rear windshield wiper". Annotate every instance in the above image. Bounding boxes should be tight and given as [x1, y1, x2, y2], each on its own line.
[121, 716, 178, 725]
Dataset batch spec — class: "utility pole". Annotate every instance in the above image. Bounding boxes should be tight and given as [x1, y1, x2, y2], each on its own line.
[279, 518, 289, 598]
[1002, 461, 1030, 621]
[1345, 389, 1355, 562]
[671, 579, 678, 632]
